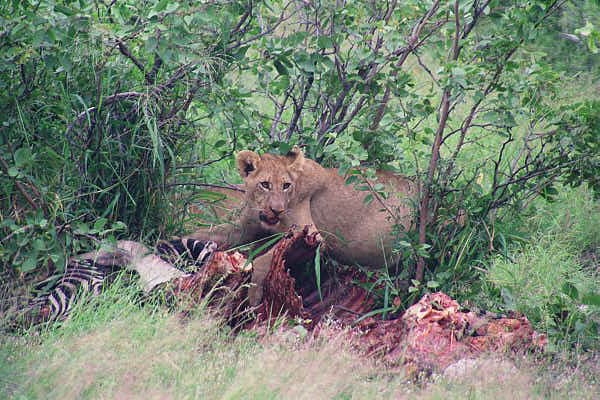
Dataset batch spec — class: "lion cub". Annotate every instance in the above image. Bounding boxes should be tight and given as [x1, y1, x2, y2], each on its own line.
[187, 146, 418, 304]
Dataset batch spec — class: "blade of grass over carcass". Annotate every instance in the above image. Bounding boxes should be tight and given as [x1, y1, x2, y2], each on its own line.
[239, 233, 286, 268]
[315, 243, 322, 301]
[383, 281, 390, 320]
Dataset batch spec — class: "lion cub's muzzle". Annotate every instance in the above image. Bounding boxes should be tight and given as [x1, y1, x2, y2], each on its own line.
[259, 207, 284, 226]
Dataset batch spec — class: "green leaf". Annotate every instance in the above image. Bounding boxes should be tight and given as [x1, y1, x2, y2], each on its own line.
[273, 59, 288, 76]
[581, 293, 600, 306]
[7, 167, 19, 177]
[145, 37, 158, 53]
[294, 52, 315, 73]
[54, 5, 75, 16]
[74, 222, 90, 235]
[317, 36, 333, 49]
[353, 306, 396, 323]
[315, 244, 322, 301]
[154, 0, 170, 12]
[587, 34, 599, 54]
[383, 283, 390, 320]
[245, 234, 285, 265]
[20, 255, 38, 272]
[427, 280, 440, 289]
[345, 175, 359, 185]
[269, 74, 290, 94]
[561, 282, 579, 300]
[113, 221, 127, 232]
[275, 142, 292, 154]
[93, 218, 108, 232]
[164, 2, 179, 13]
[14, 147, 32, 167]
[575, 21, 595, 37]
[32, 239, 46, 251]
[285, 31, 309, 46]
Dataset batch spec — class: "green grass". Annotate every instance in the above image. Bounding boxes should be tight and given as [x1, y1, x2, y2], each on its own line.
[0, 279, 401, 399]
[487, 186, 600, 350]
[1, 271, 599, 400]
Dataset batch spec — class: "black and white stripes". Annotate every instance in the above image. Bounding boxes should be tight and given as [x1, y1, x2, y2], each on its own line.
[16, 238, 217, 327]
[19, 259, 118, 326]
[156, 238, 217, 272]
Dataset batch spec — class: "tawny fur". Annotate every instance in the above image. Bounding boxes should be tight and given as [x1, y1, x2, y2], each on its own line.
[185, 147, 418, 304]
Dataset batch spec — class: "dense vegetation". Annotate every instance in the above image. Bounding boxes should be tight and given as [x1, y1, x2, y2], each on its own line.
[1, 1, 599, 393]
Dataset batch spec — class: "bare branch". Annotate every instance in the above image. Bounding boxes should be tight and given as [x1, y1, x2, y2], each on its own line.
[286, 73, 314, 140]
[415, 0, 461, 282]
[370, 0, 444, 132]
[0, 156, 39, 211]
[461, 0, 493, 40]
[116, 40, 147, 77]
[334, 95, 368, 135]
[157, 63, 192, 92]
[231, 2, 253, 35]
[416, 88, 451, 282]
[226, 0, 298, 50]
[270, 82, 296, 141]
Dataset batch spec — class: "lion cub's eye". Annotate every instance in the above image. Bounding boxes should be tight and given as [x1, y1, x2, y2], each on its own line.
[260, 181, 271, 190]
[282, 182, 291, 190]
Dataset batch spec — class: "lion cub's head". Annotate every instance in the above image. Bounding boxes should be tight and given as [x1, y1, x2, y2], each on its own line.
[236, 146, 305, 231]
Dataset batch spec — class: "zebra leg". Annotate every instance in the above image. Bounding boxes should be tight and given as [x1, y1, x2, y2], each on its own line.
[155, 239, 217, 273]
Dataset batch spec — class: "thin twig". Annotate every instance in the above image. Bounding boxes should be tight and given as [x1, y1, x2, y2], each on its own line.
[165, 182, 245, 193]
[270, 82, 296, 141]
[65, 91, 145, 135]
[286, 73, 314, 140]
[0, 156, 39, 211]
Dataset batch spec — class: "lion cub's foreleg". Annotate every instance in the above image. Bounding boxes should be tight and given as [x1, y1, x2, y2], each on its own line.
[248, 249, 274, 306]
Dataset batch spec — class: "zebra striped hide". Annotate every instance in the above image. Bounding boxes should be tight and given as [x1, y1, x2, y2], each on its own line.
[13, 238, 217, 327]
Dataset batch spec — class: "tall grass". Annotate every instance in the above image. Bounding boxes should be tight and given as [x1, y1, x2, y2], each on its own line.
[487, 186, 600, 350]
[2, 272, 598, 400]
[0, 279, 400, 399]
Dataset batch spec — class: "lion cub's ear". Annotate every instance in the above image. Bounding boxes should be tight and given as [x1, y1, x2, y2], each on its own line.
[286, 146, 305, 171]
[236, 150, 261, 177]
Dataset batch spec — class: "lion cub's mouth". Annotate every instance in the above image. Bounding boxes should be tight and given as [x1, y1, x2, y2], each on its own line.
[259, 211, 280, 226]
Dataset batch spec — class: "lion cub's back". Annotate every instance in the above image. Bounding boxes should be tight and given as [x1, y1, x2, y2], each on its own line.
[310, 169, 417, 267]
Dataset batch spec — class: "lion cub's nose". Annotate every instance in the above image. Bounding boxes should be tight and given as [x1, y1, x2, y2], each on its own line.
[270, 206, 285, 216]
